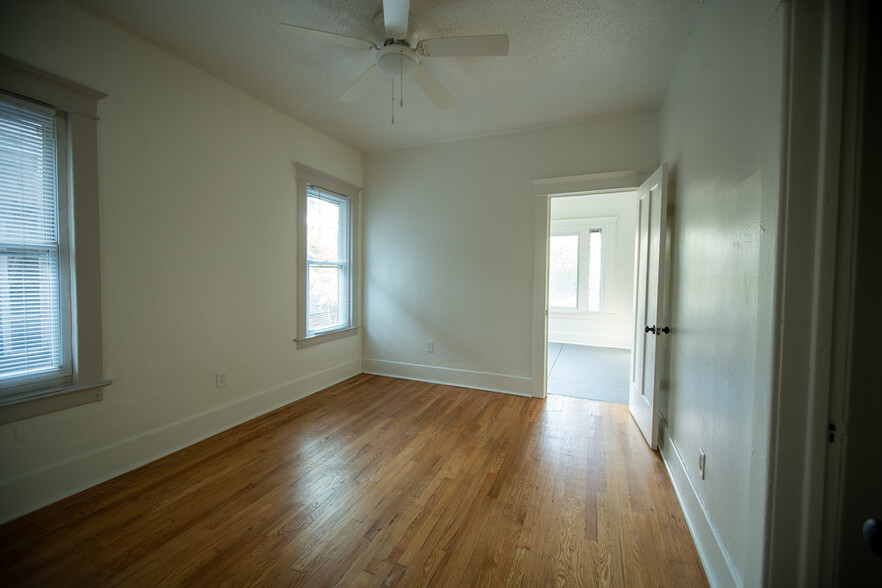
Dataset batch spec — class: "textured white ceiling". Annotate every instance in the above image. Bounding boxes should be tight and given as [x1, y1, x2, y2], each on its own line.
[72, 0, 701, 153]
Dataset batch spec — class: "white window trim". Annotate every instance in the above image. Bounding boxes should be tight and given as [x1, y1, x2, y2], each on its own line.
[293, 164, 360, 349]
[549, 216, 617, 315]
[0, 57, 109, 424]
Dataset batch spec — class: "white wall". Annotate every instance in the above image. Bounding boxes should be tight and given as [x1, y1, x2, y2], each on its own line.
[363, 114, 657, 395]
[657, 0, 786, 586]
[0, 0, 362, 523]
[549, 191, 637, 349]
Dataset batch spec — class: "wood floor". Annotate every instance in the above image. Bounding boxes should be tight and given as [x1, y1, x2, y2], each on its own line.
[0, 375, 708, 587]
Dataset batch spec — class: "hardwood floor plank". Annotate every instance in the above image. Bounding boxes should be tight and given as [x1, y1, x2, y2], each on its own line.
[0, 375, 708, 587]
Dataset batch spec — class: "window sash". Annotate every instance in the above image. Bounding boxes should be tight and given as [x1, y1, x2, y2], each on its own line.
[306, 261, 349, 334]
[0, 97, 72, 394]
[305, 186, 351, 337]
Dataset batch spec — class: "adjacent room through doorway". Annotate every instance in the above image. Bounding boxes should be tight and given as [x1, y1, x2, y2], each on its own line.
[547, 342, 630, 403]
[546, 190, 638, 403]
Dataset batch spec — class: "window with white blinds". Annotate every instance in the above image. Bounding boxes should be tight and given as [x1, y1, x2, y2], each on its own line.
[306, 186, 351, 335]
[0, 97, 71, 393]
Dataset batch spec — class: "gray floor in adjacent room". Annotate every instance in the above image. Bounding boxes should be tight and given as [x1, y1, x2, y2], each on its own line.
[547, 343, 630, 404]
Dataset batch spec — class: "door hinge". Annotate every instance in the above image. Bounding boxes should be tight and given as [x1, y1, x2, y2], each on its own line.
[827, 422, 837, 443]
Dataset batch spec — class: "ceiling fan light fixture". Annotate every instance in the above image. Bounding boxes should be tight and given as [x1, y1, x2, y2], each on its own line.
[377, 45, 419, 77]
[280, 0, 503, 112]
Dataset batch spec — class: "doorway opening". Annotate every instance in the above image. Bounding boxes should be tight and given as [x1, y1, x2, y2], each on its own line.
[545, 190, 638, 404]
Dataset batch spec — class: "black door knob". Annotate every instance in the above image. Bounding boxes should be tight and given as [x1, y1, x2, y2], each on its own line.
[644, 325, 656, 334]
[660, 326, 671, 334]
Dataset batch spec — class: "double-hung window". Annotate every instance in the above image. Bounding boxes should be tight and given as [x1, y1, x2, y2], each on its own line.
[0, 97, 71, 393]
[306, 188, 350, 334]
[295, 164, 359, 347]
[0, 57, 107, 424]
[549, 217, 616, 313]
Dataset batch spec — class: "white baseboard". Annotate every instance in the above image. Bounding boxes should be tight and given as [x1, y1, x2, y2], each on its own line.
[660, 434, 741, 588]
[0, 358, 362, 524]
[362, 358, 533, 397]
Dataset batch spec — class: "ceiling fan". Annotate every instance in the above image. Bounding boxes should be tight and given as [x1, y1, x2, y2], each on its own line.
[278, 0, 509, 111]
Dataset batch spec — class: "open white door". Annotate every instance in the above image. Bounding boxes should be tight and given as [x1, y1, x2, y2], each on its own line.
[629, 165, 667, 449]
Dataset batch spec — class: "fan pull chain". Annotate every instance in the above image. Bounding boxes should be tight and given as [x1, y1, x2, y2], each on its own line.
[400, 53, 404, 108]
[391, 77, 395, 125]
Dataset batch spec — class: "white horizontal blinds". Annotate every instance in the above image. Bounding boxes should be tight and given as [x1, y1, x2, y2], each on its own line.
[0, 98, 64, 387]
[306, 185, 350, 334]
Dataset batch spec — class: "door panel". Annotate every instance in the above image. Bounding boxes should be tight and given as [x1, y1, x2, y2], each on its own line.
[629, 165, 667, 449]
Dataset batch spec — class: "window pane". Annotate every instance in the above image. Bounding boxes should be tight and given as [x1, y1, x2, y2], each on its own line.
[549, 235, 578, 308]
[307, 196, 341, 262]
[586, 229, 602, 312]
[303, 185, 351, 338]
[0, 253, 62, 379]
[0, 104, 58, 247]
[308, 264, 347, 332]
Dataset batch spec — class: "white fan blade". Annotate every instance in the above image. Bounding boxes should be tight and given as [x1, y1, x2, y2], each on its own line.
[340, 65, 387, 103]
[277, 23, 376, 51]
[418, 34, 509, 57]
[411, 64, 454, 109]
[383, 0, 410, 38]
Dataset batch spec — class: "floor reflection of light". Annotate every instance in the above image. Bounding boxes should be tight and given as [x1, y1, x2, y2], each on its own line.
[532, 395, 576, 467]
[284, 432, 364, 512]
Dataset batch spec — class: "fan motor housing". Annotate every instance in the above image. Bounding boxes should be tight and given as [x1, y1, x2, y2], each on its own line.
[377, 44, 419, 77]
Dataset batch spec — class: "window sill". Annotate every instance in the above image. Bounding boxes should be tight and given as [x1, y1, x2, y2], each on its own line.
[0, 380, 111, 425]
[295, 326, 359, 349]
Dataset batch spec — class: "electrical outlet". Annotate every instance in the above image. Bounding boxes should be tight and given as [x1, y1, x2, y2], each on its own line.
[216, 371, 227, 389]
[425, 340, 434, 353]
[698, 449, 706, 480]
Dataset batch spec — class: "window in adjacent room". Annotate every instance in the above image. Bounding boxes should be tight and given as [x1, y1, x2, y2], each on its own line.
[0, 57, 107, 424]
[295, 164, 359, 348]
[549, 217, 616, 313]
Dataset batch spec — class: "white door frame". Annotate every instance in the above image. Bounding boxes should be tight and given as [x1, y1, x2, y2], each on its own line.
[530, 170, 651, 398]
[766, 0, 865, 583]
